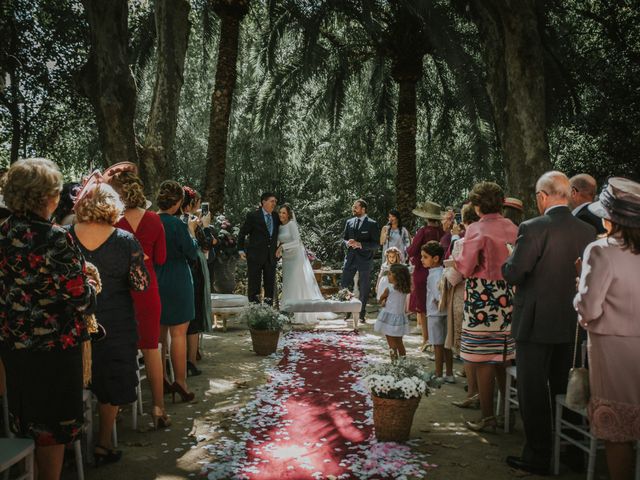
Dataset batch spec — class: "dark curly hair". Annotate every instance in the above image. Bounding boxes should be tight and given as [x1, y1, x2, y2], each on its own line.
[53, 182, 80, 224]
[461, 202, 480, 225]
[389, 263, 411, 294]
[468, 181, 504, 215]
[421, 240, 444, 260]
[157, 180, 184, 211]
[610, 223, 640, 254]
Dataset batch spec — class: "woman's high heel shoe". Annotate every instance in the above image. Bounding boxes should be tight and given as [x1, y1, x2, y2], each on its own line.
[152, 406, 171, 429]
[171, 382, 195, 403]
[452, 393, 480, 409]
[466, 416, 497, 433]
[186, 361, 202, 377]
[94, 445, 122, 467]
[163, 378, 174, 395]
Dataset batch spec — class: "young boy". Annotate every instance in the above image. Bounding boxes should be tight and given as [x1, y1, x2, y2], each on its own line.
[421, 240, 454, 383]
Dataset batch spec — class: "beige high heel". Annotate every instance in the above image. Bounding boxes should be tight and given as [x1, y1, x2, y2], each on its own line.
[466, 415, 497, 433]
[452, 393, 480, 409]
[152, 406, 171, 429]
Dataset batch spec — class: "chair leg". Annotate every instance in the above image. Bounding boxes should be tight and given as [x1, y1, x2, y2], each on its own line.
[586, 436, 597, 480]
[25, 448, 35, 480]
[553, 398, 562, 475]
[74, 439, 84, 480]
[504, 373, 512, 433]
[112, 421, 118, 448]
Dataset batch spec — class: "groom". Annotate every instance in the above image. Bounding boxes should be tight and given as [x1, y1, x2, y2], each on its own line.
[238, 192, 280, 304]
[341, 198, 379, 320]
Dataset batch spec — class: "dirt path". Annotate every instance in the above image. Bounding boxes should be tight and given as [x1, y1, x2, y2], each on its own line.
[67, 318, 590, 480]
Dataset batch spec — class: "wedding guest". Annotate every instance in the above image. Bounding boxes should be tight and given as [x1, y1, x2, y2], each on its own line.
[380, 209, 411, 262]
[111, 168, 170, 429]
[444, 203, 481, 408]
[156, 180, 198, 402]
[52, 182, 80, 226]
[455, 182, 518, 432]
[375, 263, 412, 359]
[503, 197, 524, 226]
[502, 171, 595, 475]
[574, 177, 640, 480]
[181, 186, 214, 376]
[570, 173, 606, 235]
[439, 208, 455, 255]
[70, 178, 149, 466]
[0, 158, 96, 480]
[376, 246, 401, 300]
[407, 201, 444, 350]
[340, 199, 380, 321]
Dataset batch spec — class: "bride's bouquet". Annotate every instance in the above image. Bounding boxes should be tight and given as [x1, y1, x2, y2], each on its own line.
[330, 288, 355, 302]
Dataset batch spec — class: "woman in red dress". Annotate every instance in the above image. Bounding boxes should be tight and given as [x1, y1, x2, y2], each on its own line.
[110, 168, 170, 428]
[407, 201, 444, 350]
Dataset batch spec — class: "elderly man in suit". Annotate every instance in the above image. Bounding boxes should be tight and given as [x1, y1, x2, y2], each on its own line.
[341, 198, 380, 321]
[570, 173, 606, 235]
[502, 171, 596, 475]
[238, 192, 280, 304]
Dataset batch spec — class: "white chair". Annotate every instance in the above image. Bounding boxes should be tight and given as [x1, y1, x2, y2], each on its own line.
[211, 294, 249, 331]
[504, 365, 518, 433]
[554, 394, 640, 480]
[0, 438, 34, 480]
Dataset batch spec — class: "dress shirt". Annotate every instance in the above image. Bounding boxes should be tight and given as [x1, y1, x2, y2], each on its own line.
[571, 202, 590, 216]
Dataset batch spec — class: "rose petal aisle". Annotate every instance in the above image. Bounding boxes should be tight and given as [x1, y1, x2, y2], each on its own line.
[201, 331, 436, 479]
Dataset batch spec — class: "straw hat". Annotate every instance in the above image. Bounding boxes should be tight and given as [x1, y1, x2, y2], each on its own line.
[503, 197, 524, 211]
[589, 177, 640, 228]
[412, 201, 442, 220]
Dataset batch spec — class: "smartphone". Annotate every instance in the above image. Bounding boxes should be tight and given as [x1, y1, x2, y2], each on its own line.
[455, 212, 462, 224]
[181, 213, 189, 224]
[201, 202, 209, 216]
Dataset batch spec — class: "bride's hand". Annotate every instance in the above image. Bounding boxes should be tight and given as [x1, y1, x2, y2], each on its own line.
[276, 246, 283, 258]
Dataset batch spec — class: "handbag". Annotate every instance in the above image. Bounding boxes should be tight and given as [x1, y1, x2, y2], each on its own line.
[565, 321, 590, 410]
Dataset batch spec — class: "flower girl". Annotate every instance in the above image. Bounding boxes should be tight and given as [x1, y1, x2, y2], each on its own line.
[375, 263, 412, 359]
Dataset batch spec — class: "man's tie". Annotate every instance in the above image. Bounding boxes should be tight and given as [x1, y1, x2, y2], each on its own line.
[266, 214, 273, 237]
[354, 218, 361, 231]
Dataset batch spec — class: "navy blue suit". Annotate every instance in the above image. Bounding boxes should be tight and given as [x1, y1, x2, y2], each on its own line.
[340, 216, 379, 318]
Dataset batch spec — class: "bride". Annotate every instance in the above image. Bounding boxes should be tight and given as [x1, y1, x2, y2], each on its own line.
[277, 204, 335, 324]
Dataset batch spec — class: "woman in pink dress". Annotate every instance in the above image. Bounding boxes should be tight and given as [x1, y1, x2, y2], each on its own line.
[110, 168, 170, 429]
[407, 201, 444, 349]
[574, 177, 640, 480]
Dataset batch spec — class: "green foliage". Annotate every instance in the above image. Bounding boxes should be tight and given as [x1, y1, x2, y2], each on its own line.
[239, 303, 291, 331]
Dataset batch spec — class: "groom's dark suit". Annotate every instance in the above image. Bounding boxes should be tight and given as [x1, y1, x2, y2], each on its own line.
[238, 208, 280, 304]
[341, 215, 379, 318]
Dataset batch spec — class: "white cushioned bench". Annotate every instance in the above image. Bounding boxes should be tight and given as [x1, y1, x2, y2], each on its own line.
[280, 298, 362, 330]
[211, 294, 249, 331]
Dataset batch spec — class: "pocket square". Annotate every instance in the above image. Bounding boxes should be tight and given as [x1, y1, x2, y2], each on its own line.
[361, 230, 369, 234]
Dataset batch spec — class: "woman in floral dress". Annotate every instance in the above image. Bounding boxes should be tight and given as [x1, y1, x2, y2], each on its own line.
[455, 182, 518, 432]
[0, 158, 96, 480]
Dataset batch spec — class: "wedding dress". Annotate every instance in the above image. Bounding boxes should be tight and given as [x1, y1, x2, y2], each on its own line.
[278, 219, 335, 324]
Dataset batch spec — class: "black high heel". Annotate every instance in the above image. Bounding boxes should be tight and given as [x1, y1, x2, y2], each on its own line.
[94, 445, 122, 467]
[163, 378, 174, 395]
[171, 382, 195, 403]
[186, 361, 202, 377]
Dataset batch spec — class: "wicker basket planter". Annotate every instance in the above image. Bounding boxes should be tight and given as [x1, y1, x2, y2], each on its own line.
[372, 394, 421, 442]
[249, 329, 280, 356]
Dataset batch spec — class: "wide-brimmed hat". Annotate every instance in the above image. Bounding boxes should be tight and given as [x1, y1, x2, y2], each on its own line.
[503, 197, 524, 211]
[589, 177, 640, 228]
[412, 201, 442, 220]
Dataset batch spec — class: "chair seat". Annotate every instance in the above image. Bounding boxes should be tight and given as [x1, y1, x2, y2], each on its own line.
[211, 306, 246, 314]
[0, 438, 34, 471]
[280, 298, 362, 314]
[210, 294, 249, 308]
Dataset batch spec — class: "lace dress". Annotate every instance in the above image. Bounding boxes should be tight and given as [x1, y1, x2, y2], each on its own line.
[70, 226, 149, 406]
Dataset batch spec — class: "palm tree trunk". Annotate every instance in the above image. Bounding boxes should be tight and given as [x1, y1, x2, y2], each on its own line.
[140, 0, 191, 199]
[77, 0, 138, 167]
[203, 0, 250, 214]
[472, 0, 550, 215]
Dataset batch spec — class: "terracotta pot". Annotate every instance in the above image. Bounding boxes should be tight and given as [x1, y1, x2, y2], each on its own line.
[249, 329, 280, 356]
[372, 394, 421, 442]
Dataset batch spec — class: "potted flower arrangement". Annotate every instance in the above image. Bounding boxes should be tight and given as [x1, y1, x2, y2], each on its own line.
[362, 358, 437, 442]
[212, 214, 239, 294]
[238, 304, 290, 355]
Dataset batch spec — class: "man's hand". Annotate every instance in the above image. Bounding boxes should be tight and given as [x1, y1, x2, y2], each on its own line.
[347, 239, 362, 249]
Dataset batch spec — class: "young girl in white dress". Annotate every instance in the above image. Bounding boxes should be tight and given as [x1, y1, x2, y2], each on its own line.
[375, 263, 412, 359]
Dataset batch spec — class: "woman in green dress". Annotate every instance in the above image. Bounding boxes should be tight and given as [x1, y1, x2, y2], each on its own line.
[156, 181, 198, 402]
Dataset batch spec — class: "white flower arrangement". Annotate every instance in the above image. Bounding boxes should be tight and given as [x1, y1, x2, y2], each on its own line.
[362, 358, 438, 400]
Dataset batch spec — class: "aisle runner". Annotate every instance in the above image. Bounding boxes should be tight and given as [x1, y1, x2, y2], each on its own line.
[202, 332, 435, 479]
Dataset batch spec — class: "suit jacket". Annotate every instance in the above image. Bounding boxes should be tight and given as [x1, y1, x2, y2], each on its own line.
[502, 206, 596, 344]
[575, 203, 606, 235]
[238, 208, 280, 265]
[343, 216, 379, 266]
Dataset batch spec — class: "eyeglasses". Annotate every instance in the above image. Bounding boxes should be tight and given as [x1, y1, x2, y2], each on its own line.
[535, 190, 548, 197]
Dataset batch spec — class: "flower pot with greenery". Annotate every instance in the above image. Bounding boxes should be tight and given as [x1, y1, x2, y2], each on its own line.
[239, 304, 290, 355]
[362, 358, 437, 442]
